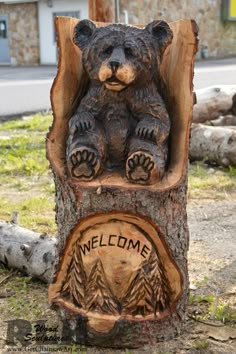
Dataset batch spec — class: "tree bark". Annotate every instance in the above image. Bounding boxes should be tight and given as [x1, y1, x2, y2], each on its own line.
[190, 123, 236, 166]
[46, 17, 197, 347]
[193, 86, 236, 124]
[0, 222, 57, 283]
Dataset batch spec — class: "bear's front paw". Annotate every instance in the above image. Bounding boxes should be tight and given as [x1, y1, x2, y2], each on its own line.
[68, 147, 101, 181]
[69, 113, 96, 134]
[135, 120, 157, 142]
[126, 151, 160, 185]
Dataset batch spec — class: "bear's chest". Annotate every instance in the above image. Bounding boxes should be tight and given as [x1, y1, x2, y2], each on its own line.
[97, 100, 136, 165]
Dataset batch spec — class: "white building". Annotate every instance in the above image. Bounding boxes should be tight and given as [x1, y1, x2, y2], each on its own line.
[38, 0, 88, 64]
[0, 0, 88, 65]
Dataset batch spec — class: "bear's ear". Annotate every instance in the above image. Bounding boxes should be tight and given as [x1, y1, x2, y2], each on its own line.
[145, 20, 173, 55]
[73, 19, 96, 49]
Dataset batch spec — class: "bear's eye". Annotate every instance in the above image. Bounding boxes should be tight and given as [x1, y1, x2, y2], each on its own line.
[124, 47, 134, 57]
[104, 46, 113, 56]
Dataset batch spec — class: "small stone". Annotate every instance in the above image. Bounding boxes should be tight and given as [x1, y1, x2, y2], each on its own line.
[190, 284, 197, 290]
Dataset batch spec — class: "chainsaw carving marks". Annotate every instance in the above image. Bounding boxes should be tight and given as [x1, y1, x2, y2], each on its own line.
[49, 213, 182, 327]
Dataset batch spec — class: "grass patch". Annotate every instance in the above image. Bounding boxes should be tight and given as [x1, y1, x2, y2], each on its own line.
[209, 302, 236, 324]
[189, 293, 236, 326]
[0, 114, 52, 132]
[188, 294, 214, 306]
[0, 269, 53, 321]
[0, 134, 48, 177]
[0, 196, 56, 234]
[0, 114, 52, 177]
[188, 162, 236, 199]
[193, 339, 209, 349]
[7, 276, 43, 319]
[0, 114, 56, 234]
[228, 165, 236, 177]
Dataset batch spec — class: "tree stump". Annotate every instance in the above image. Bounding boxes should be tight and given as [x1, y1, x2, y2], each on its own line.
[47, 17, 198, 348]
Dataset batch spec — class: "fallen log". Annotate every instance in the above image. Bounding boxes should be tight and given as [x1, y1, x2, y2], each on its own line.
[0, 221, 57, 283]
[205, 114, 236, 126]
[189, 123, 236, 166]
[193, 86, 236, 124]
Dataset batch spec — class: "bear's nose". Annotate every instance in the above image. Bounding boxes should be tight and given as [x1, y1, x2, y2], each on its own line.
[109, 60, 121, 72]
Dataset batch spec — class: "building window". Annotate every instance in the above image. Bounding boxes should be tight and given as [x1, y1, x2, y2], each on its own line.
[53, 11, 80, 42]
[0, 20, 7, 39]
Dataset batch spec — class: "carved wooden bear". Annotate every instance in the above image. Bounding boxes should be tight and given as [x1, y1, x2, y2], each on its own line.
[67, 19, 173, 185]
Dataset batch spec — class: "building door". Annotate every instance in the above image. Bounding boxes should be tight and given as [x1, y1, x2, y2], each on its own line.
[0, 15, 10, 63]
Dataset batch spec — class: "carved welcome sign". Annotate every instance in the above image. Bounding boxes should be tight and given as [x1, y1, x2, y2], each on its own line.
[49, 213, 182, 333]
[47, 17, 198, 347]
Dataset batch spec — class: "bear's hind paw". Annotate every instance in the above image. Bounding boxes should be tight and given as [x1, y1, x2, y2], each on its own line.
[68, 147, 101, 181]
[126, 151, 159, 185]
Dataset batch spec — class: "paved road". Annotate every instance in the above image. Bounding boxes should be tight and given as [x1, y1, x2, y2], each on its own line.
[194, 57, 236, 89]
[0, 57, 235, 117]
[0, 66, 56, 118]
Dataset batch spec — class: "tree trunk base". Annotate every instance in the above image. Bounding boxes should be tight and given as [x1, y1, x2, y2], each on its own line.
[57, 307, 187, 348]
[48, 179, 189, 347]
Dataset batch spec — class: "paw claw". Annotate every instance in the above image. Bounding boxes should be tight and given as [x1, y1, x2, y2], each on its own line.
[133, 155, 139, 164]
[76, 151, 82, 163]
[88, 152, 94, 162]
[128, 159, 134, 168]
[82, 150, 88, 160]
[143, 157, 150, 167]
[91, 153, 97, 165]
[147, 161, 154, 171]
[139, 154, 145, 165]
[70, 154, 78, 166]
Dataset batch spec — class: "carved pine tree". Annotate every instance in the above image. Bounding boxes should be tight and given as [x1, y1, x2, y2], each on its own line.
[85, 259, 119, 314]
[61, 243, 87, 308]
[148, 250, 172, 314]
[122, 263, 154, 316]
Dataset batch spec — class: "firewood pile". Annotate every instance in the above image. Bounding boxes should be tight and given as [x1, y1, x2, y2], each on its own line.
[190, 86, 236, 167]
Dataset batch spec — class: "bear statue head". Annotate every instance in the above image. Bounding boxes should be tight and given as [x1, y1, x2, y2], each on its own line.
[73, 19, 173, 92]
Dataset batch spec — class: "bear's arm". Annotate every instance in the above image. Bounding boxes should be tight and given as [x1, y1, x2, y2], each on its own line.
[69, 85, 101, 134]
[128, 87, 170, 144]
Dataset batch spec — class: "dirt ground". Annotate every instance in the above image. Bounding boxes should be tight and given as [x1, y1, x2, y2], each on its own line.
[188, 199, 236, 296]
[0, 198, 235, 353]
